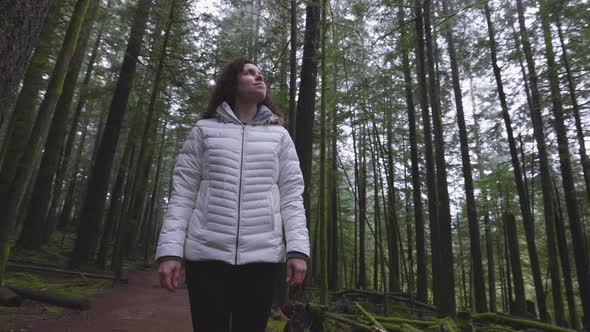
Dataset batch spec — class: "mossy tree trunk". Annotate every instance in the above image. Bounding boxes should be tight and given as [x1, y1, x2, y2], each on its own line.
[47, 13, 107, 240]
[0, 0, 91, 280]
[17, 0, 100, 250]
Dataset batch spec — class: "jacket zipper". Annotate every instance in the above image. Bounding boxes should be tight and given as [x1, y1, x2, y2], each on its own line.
[235, 124, 246, 264]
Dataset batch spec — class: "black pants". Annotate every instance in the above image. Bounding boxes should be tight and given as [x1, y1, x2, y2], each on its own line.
[185, 260, 280, 332]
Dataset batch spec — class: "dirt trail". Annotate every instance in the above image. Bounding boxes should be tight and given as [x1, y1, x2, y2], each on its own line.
[11, 269, 194, 332]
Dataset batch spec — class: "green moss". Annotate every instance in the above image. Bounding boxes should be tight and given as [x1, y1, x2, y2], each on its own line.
[266, 318, 287, 331]
[4, 272, 49, 288]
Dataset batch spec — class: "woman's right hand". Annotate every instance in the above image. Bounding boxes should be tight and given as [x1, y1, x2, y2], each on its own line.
[158, 260, 184, 292]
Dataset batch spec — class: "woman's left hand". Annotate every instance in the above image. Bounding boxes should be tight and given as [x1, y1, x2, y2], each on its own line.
[286, 258, 307, 287]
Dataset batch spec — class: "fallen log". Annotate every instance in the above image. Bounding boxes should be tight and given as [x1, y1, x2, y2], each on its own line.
[8, 257, 62, 268]
[472, 312, 576, 332]
[4, 283, 90, 310]
[7, 263, 127, 282]
[323, 311, 381, 331]
[0, 286, 22, 306]
[355, 302, 387, 331]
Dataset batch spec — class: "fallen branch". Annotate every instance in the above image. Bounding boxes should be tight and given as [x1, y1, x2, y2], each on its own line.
[323, 311, 381, 331]
[472, 312, 576, 332]
[0, 286, 22, 306]
[355, 302, 387, 331]
[7, 263, 126, 282]
[9, 257, 63, 268]
[4, 283, 89, 310]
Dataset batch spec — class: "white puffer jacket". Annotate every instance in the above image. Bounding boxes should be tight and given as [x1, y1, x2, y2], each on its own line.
[155, 102, 310, 265]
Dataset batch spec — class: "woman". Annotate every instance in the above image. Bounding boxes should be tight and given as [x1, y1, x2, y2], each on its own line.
[155, 57, 310, 332]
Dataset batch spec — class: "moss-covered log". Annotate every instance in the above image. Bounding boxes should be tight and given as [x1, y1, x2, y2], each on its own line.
[5, 283, 89, 310]
[7, 263, 126, 282]
[355, 302, 387, 330]
[0, 286, 22, 306]
[473, 312, 576, 332]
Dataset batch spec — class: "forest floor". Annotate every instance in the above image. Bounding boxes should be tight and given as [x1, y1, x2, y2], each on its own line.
[3, 268, 283, 332]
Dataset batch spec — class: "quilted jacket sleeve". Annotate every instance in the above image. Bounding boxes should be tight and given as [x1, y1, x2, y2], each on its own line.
[155, 126, 203, 261]
[278, 131, 310, 258]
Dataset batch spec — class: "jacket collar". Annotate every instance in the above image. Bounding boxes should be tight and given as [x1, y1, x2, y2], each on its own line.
[216, 102, 280, 126]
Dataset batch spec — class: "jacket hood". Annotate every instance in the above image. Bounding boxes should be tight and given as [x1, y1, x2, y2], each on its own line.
[216, 102, 280, 125]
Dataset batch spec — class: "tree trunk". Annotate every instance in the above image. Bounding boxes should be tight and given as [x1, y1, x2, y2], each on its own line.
[288, 0, 297, 138]
[0, 0, 91, 280]
[318, 0, 329, 305]
[47, 17, 106, 240]
[328, 61, 338, 291]
[423, 0, 455, 316]
[1, 0, 66, 165]
[120, 0, 174, 270]
[0, 0, 51, 114]
[552, 179, 578, 329]
[440, 0, 486, 312]
[515, 0, 565, 325]
[484, 215, 496, 312]
[357, 122, 367, 290]
[504, 211, 526, 317]
[555, 13, 590, 205]
[483, 3, 547, 321]
[18, 0, 100, 250]
[457, 215, 468, 310]
[399, 4, 426, 303]
[539, 0, 590, 327]
[70, 0, 153, 269]
[294, 0, 320, 231]
[413, 0, 437, 305]
[58, 116, 90, 230]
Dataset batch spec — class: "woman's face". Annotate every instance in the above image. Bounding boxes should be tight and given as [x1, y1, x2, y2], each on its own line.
[236, 63, 266, 103]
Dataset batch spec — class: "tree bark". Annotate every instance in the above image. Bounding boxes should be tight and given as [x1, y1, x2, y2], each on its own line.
[318, 0, 329, 305]
[1, 0, 66, 166]
[504, 211, 526, 317]
[0, 0, 51, 114]
[423, 0, 455, 316]
[413, 0, 437, 305]
[288, 0, 297, 138]
[399, 4, 426, 303]
[294, 0, 320, 230]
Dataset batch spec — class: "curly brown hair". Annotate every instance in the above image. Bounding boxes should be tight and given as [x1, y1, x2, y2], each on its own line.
[204, 57, 284, 123]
